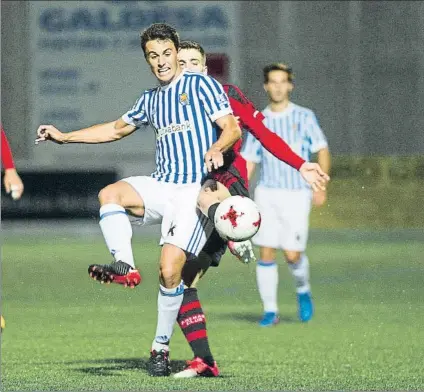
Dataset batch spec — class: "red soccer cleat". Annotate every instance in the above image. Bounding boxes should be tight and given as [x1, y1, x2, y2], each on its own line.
[173, 357, 220, 378]
[88, 261, 141, 288]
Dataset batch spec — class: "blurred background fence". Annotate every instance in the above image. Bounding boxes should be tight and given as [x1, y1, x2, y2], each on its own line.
[1, 1, 423, 229]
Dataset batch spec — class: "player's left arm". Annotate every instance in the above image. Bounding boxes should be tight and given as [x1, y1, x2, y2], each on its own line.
[305, 112, 332, 203]
[205, 113, 241, 172]
[312, 147, 331, 206]
[199, 77, 241, 172]
[211, 114, 241, 152]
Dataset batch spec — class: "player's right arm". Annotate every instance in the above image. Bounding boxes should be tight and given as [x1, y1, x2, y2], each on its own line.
[36, 92, 149, 144]
[36, 119, 136, 145]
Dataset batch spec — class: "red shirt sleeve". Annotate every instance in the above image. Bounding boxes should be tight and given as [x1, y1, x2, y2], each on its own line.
[229, 97, 305, 171]
[1, 125, 16, 169]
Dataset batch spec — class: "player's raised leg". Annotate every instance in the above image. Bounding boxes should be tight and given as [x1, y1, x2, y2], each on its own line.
[88, 180, 144, 287]
[197, 179, 256, 264]
[197, 179, 231, 225]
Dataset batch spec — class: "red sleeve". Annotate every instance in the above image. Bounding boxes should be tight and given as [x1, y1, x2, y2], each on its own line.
[230, 98, 305, 171]
[1, 125, 16, 169]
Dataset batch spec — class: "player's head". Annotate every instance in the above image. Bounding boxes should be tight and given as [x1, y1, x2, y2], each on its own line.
[263, 63, 294, 103]
[178, 40, 207, 74]
[140, 23, 181, 85]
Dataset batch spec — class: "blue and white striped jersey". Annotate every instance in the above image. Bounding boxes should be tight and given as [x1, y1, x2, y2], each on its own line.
[122, 70, 232, 184]
[241, 102, 328, 190]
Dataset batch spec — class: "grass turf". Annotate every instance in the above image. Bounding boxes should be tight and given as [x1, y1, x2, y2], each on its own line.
[1, 233, 424, 391]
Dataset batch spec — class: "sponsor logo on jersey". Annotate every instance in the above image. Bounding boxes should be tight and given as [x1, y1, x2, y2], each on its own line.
[156, 120, 191, 139]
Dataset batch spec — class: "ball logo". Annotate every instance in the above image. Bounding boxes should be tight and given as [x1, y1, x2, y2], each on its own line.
[253, 214, 261, 228]
[221, 205, 244, 228]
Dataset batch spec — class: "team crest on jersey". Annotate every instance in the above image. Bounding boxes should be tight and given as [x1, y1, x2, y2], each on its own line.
[179, 92, 190, 106]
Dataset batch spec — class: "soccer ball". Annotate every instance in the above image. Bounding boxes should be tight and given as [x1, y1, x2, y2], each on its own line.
[214, 196, 261, 241]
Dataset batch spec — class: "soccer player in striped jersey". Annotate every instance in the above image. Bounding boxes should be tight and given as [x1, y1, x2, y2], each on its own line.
[167, 41, 329, 378]
[241, 63, 332, 326]
[1, 124, 24, 200]
[35, 23, 242, 377]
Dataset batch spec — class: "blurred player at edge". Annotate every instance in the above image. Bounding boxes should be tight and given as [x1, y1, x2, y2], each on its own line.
[164, 41, 330, 378]
[1, 124, 25, 332]
[1, 124, 24, 200]
[241, 63, 331, 326]
[34, 23, 242, 376]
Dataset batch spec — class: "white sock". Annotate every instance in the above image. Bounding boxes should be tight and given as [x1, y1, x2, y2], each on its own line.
[288, 253, 311, 294]
[99, 204, 135, 268]
[151, 281, 184, 352]
[256, 261, 279, 313]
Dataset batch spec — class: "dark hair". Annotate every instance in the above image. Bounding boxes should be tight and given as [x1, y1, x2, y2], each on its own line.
[179, 40, 206, 59]
[263, 63, 294, 83]
[140, 23, 180, 56]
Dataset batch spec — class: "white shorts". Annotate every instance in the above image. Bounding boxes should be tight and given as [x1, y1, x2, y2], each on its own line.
[253, 186, 312, 251]
[122, 176, 213, 256]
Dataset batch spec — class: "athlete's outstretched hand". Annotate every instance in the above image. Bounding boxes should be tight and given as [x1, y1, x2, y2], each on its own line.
[204, 147, 224, 172]
[299, 162, 330, 192]
[35, 125, 66, 145]
[3, 168, 24, 200]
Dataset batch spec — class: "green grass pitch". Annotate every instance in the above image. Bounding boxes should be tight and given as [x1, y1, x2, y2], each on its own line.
[1, 232, 424, 391]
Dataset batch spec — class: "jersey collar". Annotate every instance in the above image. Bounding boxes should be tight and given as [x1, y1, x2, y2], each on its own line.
[263, 102, 295, 117]
[159, 68, 186, 92]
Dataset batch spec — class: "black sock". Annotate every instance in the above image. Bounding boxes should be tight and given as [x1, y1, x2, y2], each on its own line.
[207, 202, 220, 222]
[177, 288, 214, 366]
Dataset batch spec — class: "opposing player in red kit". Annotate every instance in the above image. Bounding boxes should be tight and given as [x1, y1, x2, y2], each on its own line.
[145, 40, 329, 378]
[1, 124, 25, 332]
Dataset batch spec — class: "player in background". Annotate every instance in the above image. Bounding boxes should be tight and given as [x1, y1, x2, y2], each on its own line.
[241, 63, 331, 326]
[159, 41, 330, 378]
[1, 124, 25, 332]
[34, 23, 242, 376]
[1, 124, 24, 200]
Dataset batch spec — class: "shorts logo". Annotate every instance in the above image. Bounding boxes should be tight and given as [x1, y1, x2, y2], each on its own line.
[168, 222, 176, 236]
[179, 92, 190, 106]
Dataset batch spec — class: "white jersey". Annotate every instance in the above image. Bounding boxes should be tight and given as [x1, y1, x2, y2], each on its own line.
[241, 102, 328, 191]
[122, 70, 232, 184]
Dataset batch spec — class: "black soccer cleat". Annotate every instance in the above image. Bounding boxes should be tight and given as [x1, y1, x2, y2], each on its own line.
[88, 261, 141, 288]
[147, 349, 171, 377]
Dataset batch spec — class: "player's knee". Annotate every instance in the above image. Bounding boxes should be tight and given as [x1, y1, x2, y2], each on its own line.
[159, 244, 186, 288]
[285, 251, 302, 264]
[260, 247, 277, 261]
[159, 265, 181, 288]
[98, 184, 122, 205]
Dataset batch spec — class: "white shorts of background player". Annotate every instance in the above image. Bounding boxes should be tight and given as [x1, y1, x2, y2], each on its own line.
[252, 186, 312, 252]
